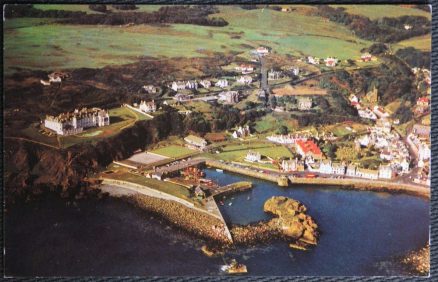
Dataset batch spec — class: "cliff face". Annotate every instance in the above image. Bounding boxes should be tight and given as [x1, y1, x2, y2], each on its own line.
[4, 111, 184, 201]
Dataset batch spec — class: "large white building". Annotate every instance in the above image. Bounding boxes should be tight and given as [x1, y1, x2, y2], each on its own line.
[171, 80, 198, 91]
[139, 100, 156, 113]
[44, 108, 110, 136]
[378, 164, 393, 179]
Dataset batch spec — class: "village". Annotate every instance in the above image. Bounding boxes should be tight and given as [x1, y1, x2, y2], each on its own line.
[37, 44, 430, 193]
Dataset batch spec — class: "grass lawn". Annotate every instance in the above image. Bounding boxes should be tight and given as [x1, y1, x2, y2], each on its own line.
[385, 99, 403, 115]
[60, 106, 150, 148]
[20, 124, 60, 147]
[208, 141, 293, 163]
[255, 113, 299, 134]
[149, 145, 198, 158]
[330, 5, 431, 20]
[103, 170, 193, 202]
[322, 122, 368, 137]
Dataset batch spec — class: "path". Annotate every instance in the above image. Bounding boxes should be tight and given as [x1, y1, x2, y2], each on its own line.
[4, 136, 60, 150]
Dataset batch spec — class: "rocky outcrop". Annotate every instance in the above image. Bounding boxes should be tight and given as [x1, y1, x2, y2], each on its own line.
[264, 196, 319, 248]
[230, 196, 319, 250]
[402, 244, 430, 275]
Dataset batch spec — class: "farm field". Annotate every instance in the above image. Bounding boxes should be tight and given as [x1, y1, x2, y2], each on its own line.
[149, 145, 198, 159]
[330, 5, 431, 20]
[4, 5, 373, 74]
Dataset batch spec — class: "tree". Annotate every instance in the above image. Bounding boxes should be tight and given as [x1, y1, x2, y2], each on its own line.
[278, 125, 289, 135]
[335, 146, 357, 161]
[269, 95, 277, 109]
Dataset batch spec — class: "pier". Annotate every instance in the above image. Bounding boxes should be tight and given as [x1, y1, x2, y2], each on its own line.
[210, 181, 253, 197]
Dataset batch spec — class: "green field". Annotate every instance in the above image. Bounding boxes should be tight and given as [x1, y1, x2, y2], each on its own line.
[4, 5, 377, 73]
[255, 113, 298, 133]
[331, 5, 431, 20]
[102, 170, 193, 201]
[396, 35, 431, 52]
[149, 145, 197, 158]
[208, 141, 294, 163]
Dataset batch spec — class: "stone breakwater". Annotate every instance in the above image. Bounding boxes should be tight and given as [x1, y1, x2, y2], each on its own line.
[231, 196, 319, 249]
[126, 194, 232, 245]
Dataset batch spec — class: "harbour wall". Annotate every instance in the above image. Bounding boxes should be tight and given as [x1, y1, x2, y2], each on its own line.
[205, 159, 430, 199]
[99, 179, 233, 244]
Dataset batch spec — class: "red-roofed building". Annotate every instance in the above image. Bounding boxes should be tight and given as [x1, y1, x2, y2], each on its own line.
[417, 97, 430, 107]
[295, 140, 323, 160]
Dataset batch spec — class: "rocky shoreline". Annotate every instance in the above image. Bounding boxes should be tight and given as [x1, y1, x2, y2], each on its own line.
[401, 244, 430, 275]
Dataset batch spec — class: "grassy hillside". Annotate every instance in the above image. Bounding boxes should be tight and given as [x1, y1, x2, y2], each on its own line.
[330, 5, 431, 20]
[396, 34, 431, 52]
[4, 5, 430, 73]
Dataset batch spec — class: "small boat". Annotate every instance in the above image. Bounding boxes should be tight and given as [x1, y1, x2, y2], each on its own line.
[247, 196, 251, 200]
[219, 201, 224, 206]
[216, 169, 224, 173]
[228, 202, 233, 206]
[221, 259, 248, 274]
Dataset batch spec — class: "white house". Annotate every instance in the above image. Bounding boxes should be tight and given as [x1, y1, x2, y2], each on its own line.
[361, 53, 372, 62]
[268, 69, 282, 80]
[236, 64, 254, 74]
[308, 56, 320, 65]
[139, 100, 156, 113]
[218, 91, 239, 104]
[215, 79, 229, 88]
[297, 97, 312, 110]
[199, 80, 211, 89]
[346, 164, 357, 177]
[237, 75, 253, 85]
[256, 47, 269, 56]
[245, 151, 261, 162]
[142, 85, 157, 94]
[378, 164, 393, 179]
[358, 108, 377, 120]
[232, 125, 250, 139]
[324, 57, 338, 67]
[332, 162, 346, 175]
[184, 135, 207, 150]
[318, 160, 333, 174]
[355, 168, 378, 180]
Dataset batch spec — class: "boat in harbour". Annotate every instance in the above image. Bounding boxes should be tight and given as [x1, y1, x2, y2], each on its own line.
[216, 169, 224, 173]
[221, 259, 248, 274]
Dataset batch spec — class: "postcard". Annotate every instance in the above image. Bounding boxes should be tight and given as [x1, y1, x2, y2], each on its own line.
[3, 3, 431, 277]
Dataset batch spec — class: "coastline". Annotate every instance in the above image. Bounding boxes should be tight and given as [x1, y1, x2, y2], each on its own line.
[205, 159, 430, 199]
[98, 183, 232, 245]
